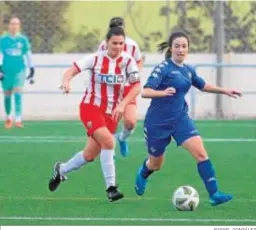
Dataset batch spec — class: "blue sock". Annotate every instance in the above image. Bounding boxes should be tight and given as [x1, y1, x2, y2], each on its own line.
[4, 95, 12, 116]
[197, 159, 218, 196]
[140, 159, 154, 179]
[14, 92, 22, 118]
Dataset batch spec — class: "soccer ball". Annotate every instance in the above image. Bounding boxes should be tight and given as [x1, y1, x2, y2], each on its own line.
[172, 185, 200, 211]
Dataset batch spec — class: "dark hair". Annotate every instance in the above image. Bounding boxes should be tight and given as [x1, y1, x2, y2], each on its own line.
[109, 17, 124, 28]
[106, 26, 125, 41]
[9, 16, 21, 23]
[158, 31, 190, 59]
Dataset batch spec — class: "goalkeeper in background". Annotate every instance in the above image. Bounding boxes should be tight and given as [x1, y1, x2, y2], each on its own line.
[0, 16, 35, 128]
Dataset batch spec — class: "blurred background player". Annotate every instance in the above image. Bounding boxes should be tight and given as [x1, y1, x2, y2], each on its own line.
[98, 17, 143, 157]
[0, 17, 35, 128]
[135, 31, 242, 206]
[48, 26, 140, 202]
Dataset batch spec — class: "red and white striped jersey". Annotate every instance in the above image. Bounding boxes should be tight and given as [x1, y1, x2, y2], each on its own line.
[98, 36, 142, 63]
[74, 50, 140, 114]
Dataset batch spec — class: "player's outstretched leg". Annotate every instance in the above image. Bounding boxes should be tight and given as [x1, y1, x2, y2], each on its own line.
[181, 135, 232, 206]
[197, 159, 232, 206]
[106, 185, 124, 202]
[48, 162, 67, 192]
[116, 103, 136, 157]
[116, 130, 130, 157]
[48, 151, 86, 192]
[135, 166, 148, 196]
[135, 159, 154, 196]
[116, 125, 135, 157]
[100, 149, 124, 202]
[209, 191, 232, 206]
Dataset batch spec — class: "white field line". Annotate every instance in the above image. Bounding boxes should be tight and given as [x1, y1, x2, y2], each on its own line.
[2, 121, 256, 127]
[0, 195, 256, 203]
[0, 216, 256, 223]
[0, 136, 256, 143]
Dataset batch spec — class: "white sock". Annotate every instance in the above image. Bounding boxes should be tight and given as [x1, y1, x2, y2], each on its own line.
[59, 151, 87, 176]
[100, 149, 115, 189]
[118, 126, 134, 141]
[15, 116, 22, 122]
[5, 115, 12, 121]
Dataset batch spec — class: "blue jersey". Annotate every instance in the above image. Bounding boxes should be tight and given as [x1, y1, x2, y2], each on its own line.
[144, 59, 205, 126]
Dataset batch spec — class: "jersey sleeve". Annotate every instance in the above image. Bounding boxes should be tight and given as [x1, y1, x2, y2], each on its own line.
[133, 42, 142, 62]
[0, 37, 2, 53]
[144, 64, 165, 89]
[25, 52, 34, 68]
[0, 37, 2, 65]
[126, 58, 140, 85]
[97, 40, 106, 52]
[22, 36, 31, 54]
[73, 54, 95, 72]
[191, 67, 206, 90]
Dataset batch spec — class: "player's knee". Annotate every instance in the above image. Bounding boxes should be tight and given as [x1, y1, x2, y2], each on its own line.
[148, 161, 163, 171]
[13, 88, 23, 93]
[83, 151, 96, 162]
[151, 164, 162, 171]
[153, 165, 162, 171]
[194, 151, 208, 162]
[124, 117, 136, 130]
[4, 91, 12, 96]
[100, 138, 115, 149]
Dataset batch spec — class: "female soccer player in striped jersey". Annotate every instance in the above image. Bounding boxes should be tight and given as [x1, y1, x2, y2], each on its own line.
[98, 17, 143, 157]
[48, 26, 140, 202]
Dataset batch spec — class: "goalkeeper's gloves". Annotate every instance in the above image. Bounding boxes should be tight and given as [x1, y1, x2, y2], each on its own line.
[0, 65, 4, 81]
[27, 67, 35, 84]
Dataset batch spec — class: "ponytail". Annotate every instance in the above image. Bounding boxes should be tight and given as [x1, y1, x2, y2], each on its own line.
[157, 31, 190, 60]
[157, 41, 171, 60]
[165, 50, 171, 59]
[157, 41, 168, 53]
[106, 26, 125, 41]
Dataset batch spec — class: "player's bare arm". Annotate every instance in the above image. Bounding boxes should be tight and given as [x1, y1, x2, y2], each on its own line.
[112, 82, 141, 122]
[60, 66, 79, 94]
[202, 83, 242, 98]
[142, 87, 176, 98]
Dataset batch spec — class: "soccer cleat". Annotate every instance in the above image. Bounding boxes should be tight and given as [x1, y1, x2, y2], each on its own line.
[48, 162, 67, 192]
[116, 134, 129, 157]
[106, 185, 124, 202]
[4, 119, 13, 129]
[15, 121, 24, 128]
[209, 191, 233, 206]
[135, 167, 148, 196]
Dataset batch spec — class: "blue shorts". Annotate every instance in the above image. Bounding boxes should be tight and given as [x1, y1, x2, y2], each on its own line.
[144, 115, 200, 157]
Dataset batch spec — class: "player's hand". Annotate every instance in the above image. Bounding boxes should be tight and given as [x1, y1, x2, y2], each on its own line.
[28, 79, 35, 84]
[27, 67, 35, 84]
[163, 87, 176, 96]
[60, 81, 71, 94]
[112, 103, 125, 122]
[0, 66, 4, 82]
[0, 72, 4, 81]
[224, 89, 242, 98]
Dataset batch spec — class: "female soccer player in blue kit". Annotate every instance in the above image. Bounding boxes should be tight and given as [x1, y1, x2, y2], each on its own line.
[135, 31, 242, 206]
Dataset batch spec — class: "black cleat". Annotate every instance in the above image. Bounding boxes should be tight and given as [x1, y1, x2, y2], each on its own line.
[48, 162, 67, 192]
[106, 185, 124, 202]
